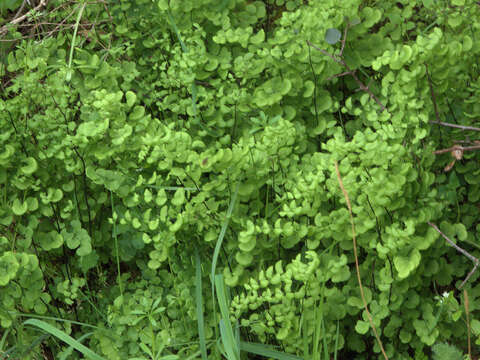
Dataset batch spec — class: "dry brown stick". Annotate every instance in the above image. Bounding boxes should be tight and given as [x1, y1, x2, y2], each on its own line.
[306, 35, 389, 114]
[12, 0, 28, 22]
[36, 1, 78, 38]
[306, 40, 341, 64]
[424, 65, 480, 132]
[0, 0, 48, 37]
[430, 121, 480, 132]
[348, 69, 387, 113]
[433, 144, 480, 155]
[464, 289, 472, 360]
[335, 161, 389, 360]
[428, 222, 479, 289]
[326, 70, 353, 81]
[339, 23, 350, 57]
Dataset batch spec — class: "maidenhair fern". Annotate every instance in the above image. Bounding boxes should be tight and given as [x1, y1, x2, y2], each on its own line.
[1, 0, 480, 358]
[431, 343, 464, 360]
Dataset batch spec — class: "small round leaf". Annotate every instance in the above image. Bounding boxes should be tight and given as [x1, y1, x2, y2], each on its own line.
[325, 28, 342, 45]
[21, 157, 38, 175]
[12, 199, 28, 216]
[355, 320, 370, 334]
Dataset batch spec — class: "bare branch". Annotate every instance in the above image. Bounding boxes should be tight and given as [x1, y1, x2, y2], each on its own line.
[326, 70, 353, 81]
[339, 23, 350, 57]
[307, 27, 389, 115]
[434, 144, 480, 155]
[335, 161, 389, 360]
[306, 40, 342, 64]
[428, 222, 479, 289]
[430, 120, 480, 132]
[349, 70, 388, 113]
[0, 0, 48, 37]
[12, 0, 28, 23]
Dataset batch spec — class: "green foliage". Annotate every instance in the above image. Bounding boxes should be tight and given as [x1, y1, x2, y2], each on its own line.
[431, 342, 464, 360]
[0, 0, 23, 16]
[1, 0, 480, 359]
[23, 319, 104, 360]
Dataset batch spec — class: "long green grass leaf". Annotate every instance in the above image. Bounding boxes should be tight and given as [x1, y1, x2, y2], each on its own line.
[0, 328, 10, 351]
[195, 250, 208, 360]
[215, 275, 233, 332]
[11, 312, 105, 331]
[59, 332, 93, 360]
[321, 315, 328, 360]
[166, 11, 187, 53]
[219, 319, 238, 360]
[211, 183, 239, 285]
[215, 275, 240, 360]
[210, 183, 239, 345]
[333, 320, 340, 360]
[66, 2, 86, 81]
[23, 319, 105, 360]
[215, 337, 228, 358]
[240, 341, 304, 360]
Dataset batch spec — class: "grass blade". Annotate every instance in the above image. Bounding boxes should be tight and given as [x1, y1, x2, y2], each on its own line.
[214, 275, 232, 331]
[215, 275, 240, 360]
[219, 319, 238, 360]
[215, 337, 228, 358]
[210, 183, 239, 345]
[166, 11, 187, 53]
[11, 312, 105, 331]
[240, 341, 304, 360]
[211, 183, 239, 285]
[321, 315, 328, 360]
[66, 2, 86, 82]
[23, 319, 105, 360]
[333, 320, 340, 360]
[0, 328, 10, 352]
[59, 332, 94, 360]
[195, 250, 208, 360]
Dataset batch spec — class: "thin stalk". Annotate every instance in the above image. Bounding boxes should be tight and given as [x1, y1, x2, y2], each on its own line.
[110, 191, 123, 298]
[334, 161, 389, 360]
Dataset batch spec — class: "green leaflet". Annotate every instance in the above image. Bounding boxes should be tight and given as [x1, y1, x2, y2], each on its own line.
[12, 198, 27, 216]
[393, 248, 421, 279]
[0, 252, 20, 286]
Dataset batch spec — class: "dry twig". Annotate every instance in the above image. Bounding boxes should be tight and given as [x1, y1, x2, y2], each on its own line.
[427, 62, 480, 171]
[428, 222, 479, 289]
[430, 121, 480, 132]
[335, 161, 389, 360]
[433, 144, 480, 155]
[306, 23, 389, 115]
[0, 0, 48, 37]
[12, 0, 28, 22]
